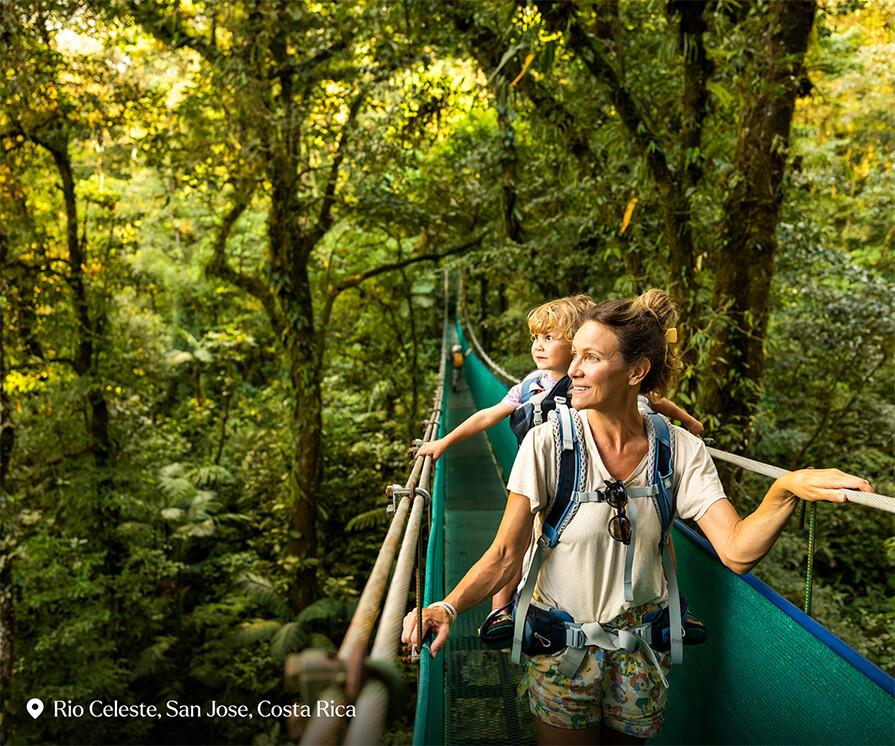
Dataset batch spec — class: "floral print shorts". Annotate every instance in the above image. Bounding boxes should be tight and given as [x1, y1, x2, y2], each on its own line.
[518, 602, 671, 737]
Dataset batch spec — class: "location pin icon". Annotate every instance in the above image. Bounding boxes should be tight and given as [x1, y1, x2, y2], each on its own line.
[27, 698, 44, 719]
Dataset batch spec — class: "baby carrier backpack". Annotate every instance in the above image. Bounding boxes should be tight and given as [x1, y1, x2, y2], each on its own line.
[508, 371, 572, 445]
[500, 402, 706, 685]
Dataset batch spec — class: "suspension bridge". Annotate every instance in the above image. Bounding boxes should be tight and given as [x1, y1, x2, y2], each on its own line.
[288, 295, 895, 746]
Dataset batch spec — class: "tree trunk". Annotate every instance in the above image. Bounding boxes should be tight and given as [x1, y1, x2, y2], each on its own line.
[50, 143, 111, 464]
[701, 0, 817, 444]
[268, 178, 322, 610]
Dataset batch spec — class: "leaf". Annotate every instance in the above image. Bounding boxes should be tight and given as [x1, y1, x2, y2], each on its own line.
[346, 507, 389, 532]
[186, 464, 234, 487]
[178, 517, 215, 538]
[230, 619, 282, 647]
[167, 350, 194, 366]
[159, 477, 195, 502]
[620, 197, 638, 234]
[509, 54, 536, 88]
[271, 621, 308, 659]
[235, 573, 291, 620]
[488, 42, 528, 83]
[161, 507, 185, 521]
[307, 632, 337, 653]
[296, 597, 355, 625]
[133, 635, 178, 679]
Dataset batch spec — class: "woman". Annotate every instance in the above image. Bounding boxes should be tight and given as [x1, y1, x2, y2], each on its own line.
[402, 290, 870, 745]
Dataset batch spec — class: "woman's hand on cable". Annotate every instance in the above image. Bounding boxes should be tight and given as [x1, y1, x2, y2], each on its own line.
[416, 439, 447, 463]
[401, 605, 452, 657]
[778, 468, 872, 504]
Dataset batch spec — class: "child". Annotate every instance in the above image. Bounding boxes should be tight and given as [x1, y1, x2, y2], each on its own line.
[418, 294, 704, 639]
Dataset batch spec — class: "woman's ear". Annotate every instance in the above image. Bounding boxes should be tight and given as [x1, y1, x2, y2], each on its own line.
[629, 357, 650, 388]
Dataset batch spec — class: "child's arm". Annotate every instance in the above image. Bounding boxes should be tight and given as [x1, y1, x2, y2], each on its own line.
[417, 402, 515, 462]
[650, 395, 705, 438]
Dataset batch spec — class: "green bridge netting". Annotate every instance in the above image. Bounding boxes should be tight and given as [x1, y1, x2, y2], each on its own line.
[413, 318, 894, 745]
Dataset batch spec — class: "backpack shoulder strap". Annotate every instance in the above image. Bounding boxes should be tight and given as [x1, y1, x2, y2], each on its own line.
[645, 411, 683, 664]
[645, 411, 674, 536]
[511, 403, 585, 664]
[519, 370, 545, 405]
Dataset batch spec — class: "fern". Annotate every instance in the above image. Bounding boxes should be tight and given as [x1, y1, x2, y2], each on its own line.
[186, 464, 234, 487]
[161, 507, 185, 522]
[235, 572, 291, 620]
[296, 596, 355, 624]
[133, 635, 178, 679]
[307, 632, 337, 653]
[271, 621, 309, 659]
[159, 462, 187, 479]
[230, 619, 282, 647]
[177, 517, 215, 538]
[346, 507, 389, 532]
[158, 477, 195, 502]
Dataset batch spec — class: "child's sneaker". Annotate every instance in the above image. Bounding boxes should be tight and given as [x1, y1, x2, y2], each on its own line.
[478, 608, 514, 647]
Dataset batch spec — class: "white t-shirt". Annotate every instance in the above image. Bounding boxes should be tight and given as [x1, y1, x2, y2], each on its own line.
[507, 411, 727, 624]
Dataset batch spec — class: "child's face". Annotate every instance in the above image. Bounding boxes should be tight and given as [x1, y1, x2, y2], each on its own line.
[530, 328, 574, 376]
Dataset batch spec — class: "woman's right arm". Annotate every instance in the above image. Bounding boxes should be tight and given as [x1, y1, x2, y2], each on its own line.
[401, 491, 535, 655]
[417, 402, 515, 462]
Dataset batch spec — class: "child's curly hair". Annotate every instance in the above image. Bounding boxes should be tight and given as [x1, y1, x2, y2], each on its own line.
[527, 294, 595, 343]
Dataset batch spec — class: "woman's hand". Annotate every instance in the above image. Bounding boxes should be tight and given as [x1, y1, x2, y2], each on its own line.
[777, 468, 872, 504]
[401, 606, 452, 657]
[416, 439, 447, 463]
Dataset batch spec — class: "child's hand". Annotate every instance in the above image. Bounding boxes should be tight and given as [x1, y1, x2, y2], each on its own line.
[684, 416, 705, 438]
[417, 438, 448, 463]
[778, 468, 872, 504]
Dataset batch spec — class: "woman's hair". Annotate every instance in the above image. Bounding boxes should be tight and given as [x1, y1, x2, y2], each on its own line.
[576, 289, 682, 397]
[528, 294, 595, 343]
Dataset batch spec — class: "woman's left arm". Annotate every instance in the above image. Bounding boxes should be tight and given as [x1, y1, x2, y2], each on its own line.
[696, 468, 872, 575]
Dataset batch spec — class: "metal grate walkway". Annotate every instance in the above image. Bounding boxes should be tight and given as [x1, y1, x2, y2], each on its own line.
[439, 329, 536, 745]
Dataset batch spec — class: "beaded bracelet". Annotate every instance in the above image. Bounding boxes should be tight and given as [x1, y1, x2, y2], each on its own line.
[426, 601, 458, 624]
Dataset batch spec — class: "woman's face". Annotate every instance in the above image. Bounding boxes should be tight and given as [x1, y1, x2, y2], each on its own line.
[568, 321, 636, 411]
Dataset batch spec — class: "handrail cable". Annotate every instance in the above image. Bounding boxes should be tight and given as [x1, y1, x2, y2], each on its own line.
[705, 447, 894, 514]
[290, 275, 449, 746]
[457, 275, 517, 386]
[457, 285, 895, 515]
[345, 454, 434, 743]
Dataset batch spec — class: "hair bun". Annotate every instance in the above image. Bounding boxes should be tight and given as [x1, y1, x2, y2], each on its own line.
[634, 289, 677, 331]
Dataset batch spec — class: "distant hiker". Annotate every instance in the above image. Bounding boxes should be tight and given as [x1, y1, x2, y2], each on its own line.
[404, 289, 870, 745]
[450, 344, 468, 393]
[419, 294, 703, 644]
